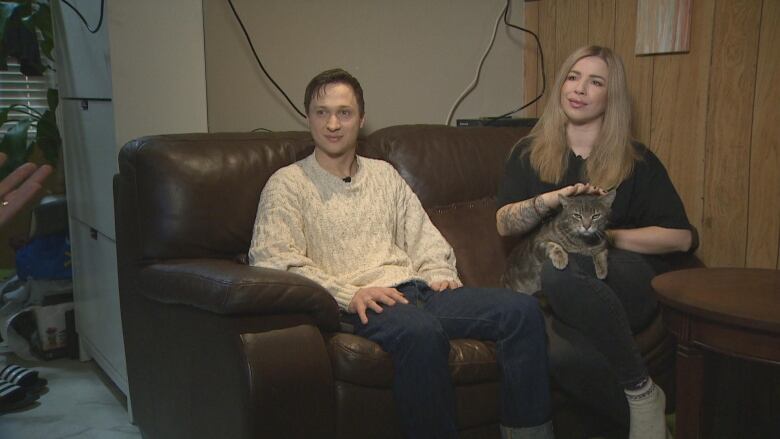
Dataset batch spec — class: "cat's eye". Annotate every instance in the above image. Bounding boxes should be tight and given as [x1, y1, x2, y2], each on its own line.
[592, 214, 601, 219]
[573, 213, 582, 219]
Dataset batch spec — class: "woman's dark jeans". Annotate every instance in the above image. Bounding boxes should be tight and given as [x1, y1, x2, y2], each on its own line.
[341, 281, 551, 439]
[541, 249, 668, 427]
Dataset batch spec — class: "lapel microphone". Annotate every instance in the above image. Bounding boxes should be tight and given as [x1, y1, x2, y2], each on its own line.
[342, 176, 351, 183]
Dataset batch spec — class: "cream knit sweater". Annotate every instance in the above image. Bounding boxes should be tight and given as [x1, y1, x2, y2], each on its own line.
[249, 153, 460, 310]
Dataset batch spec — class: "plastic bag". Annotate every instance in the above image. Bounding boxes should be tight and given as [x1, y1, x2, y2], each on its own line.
[15, 232, 72, 281]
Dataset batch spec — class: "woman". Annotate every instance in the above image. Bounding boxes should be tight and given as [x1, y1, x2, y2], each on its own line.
[496, 46, 695, 439]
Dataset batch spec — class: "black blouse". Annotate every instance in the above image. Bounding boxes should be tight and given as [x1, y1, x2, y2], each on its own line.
[496, 139, 693, 232]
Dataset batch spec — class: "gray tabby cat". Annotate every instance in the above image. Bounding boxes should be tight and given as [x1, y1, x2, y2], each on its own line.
[502, 191, 616, 294]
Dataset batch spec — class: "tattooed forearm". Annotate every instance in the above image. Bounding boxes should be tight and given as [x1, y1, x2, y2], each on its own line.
[496, 196, 552, 236]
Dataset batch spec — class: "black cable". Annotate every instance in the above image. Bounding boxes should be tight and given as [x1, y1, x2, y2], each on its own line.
[60, 0, 105, 34]
[251, 127, 273, 132]
[226, 0, 306, 119]
[486, 0, 546, 124]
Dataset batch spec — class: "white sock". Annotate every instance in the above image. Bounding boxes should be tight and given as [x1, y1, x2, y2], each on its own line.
[500, 421, 554, 439]
[625, 378, 668, 439]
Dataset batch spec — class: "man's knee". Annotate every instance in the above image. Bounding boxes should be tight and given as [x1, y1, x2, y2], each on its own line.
[394, 313, 448, 347]
[496, 291, 546, 335]
[481, 288, 541, 315]
[507, 291, 543, 317]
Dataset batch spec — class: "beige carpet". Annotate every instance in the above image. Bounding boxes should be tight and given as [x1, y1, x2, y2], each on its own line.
[0, 354, 140, 438]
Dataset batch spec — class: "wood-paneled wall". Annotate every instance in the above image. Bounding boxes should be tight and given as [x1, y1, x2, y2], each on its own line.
[521, 0, 780, 269]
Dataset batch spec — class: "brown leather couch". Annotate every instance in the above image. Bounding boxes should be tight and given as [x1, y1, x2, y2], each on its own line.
[114, 125, 684, 439]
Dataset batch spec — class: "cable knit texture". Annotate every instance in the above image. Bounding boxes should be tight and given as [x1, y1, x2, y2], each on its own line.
[249, 153, 460, 310]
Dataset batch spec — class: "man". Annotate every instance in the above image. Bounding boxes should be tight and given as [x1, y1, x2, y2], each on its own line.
[249, 68, 553, 439]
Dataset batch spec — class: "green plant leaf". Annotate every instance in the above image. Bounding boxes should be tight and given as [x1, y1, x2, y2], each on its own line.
[29, 2, 50, 37]
[26, 2, 53, 60]
[35, 109, 59, 165]
[0, 2, 20, 68]
[0, 117, 32, 155]
[0, 118, 33, 179]
[0, 2, 20, 37]
[0, 2, 60, 174]
[0, 3, 16, 28]
[47, 87, 57, 111]
[0, 103, 41, 127]
[0, 104, 13, 126]
[8, 1, 31, 33]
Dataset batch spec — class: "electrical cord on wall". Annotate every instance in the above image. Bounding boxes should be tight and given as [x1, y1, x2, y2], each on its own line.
[443, 1, 506, 126]
[485, 1, 546, 123]
[444, 0, 546, 126]
[60, 0, 105, 34]
[226, 0, 307, 119]
[223, 0, 542, 125]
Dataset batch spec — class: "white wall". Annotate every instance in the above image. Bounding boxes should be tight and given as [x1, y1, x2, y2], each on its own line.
[204, 0, 528, 132]
[107, 0, 209, 147]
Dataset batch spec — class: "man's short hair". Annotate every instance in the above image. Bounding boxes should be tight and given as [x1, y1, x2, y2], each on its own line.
[304, 68, 365, 117]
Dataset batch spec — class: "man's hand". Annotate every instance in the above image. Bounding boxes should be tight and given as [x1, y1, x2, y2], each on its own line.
[0, 153, 53, 228]
[348, 287, 409, 324]
[430, 279, 462, 292]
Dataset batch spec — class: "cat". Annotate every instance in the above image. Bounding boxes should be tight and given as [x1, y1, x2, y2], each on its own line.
[502, 191, 616, 294]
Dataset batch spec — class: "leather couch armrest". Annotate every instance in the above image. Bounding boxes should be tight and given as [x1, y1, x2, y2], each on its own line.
[240, 324, 337, 437]
[137, 258, 340, 331]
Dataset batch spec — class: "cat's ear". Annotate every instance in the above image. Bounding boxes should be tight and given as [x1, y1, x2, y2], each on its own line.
[601, 190, 617, 207]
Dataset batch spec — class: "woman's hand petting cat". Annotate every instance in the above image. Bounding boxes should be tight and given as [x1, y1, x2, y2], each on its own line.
[430, 279, 463, 292]
[349, 287, 409, 324]
[497, 184, 606, 237]
[540, 183, 606, 210]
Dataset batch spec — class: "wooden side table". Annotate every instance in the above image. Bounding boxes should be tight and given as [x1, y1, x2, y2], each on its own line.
[651, 268, 780, 439]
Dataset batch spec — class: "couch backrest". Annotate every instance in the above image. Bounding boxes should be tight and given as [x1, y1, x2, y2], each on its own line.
[116, 125, 532, 286]
[117, 132, 314, 261]
[363, 125, 531, 286]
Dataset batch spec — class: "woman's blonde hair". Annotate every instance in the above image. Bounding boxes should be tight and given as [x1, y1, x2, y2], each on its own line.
[523, 45, 637, 189]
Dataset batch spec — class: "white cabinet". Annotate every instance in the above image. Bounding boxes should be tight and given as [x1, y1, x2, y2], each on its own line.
[59, 99, 117, 238]
[68, 220, 127, 394]
[53, 0, 112, 98]
[52, 1, 127, 397]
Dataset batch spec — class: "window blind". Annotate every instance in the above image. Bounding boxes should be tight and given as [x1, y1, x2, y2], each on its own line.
[0, 62, 51, 137]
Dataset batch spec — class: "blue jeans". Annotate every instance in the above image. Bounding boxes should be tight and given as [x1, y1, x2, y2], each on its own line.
[340, 281, 551, 439]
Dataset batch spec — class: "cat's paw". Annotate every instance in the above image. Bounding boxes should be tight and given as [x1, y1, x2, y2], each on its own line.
[551, 255, 568, 270]
[594, 251, 608, 279]
[549, 246, 568, 270]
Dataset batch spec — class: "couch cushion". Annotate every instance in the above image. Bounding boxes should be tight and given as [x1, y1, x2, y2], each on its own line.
[326, 333, 498, 387]
[427, 198, 514, 287]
